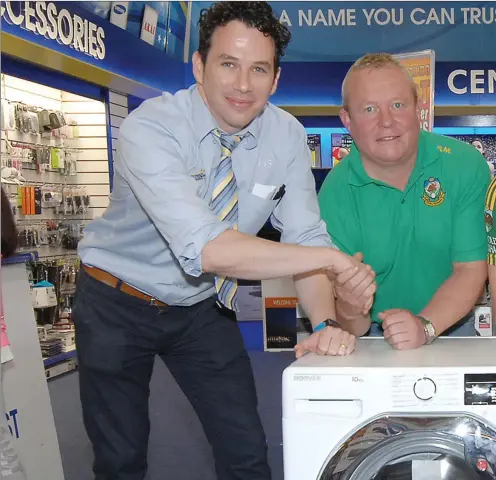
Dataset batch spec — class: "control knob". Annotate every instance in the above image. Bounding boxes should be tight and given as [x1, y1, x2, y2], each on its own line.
[414, 377, 436, 400]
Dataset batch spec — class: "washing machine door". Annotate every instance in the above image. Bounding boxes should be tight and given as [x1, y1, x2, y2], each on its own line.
[319, 414, 496, 479]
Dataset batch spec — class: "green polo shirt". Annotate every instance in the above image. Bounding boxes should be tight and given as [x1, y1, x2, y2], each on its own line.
[318, 130, 489, 324]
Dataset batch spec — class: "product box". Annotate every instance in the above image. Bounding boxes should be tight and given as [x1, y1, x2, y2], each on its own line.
[31, 284, 57, 309]
[474, 305, 493, 337]
[262, 277, 311, 351]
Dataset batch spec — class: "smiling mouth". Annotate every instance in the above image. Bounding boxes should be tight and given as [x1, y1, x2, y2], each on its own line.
[226, 97, 253, 109]
[377, 136, 400, 142]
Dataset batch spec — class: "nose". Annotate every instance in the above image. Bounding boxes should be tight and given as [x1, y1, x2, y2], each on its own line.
[234, 68, 252, 94]
[378, 107, 393, 128]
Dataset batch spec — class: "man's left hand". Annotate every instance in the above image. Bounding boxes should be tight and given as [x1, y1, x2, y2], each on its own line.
[379, 309, 426, 350]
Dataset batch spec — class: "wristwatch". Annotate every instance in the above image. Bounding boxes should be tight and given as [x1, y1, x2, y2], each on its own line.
[418, 315, 437, 344]
[313, 318, 341, 333]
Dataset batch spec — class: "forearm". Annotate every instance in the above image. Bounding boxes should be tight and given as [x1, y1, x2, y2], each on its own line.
[293, 272, 335, 329]
[419, 261, 487, 334]
[336, 298, 372, 337]
[201, 229, 341, 280]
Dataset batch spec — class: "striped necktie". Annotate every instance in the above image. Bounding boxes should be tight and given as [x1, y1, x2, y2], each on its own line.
[211, 128, 242, 310]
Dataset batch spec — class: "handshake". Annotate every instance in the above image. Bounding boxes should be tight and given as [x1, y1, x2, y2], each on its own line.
[294, 248, 431, 357]
[294, 250, 377, 359]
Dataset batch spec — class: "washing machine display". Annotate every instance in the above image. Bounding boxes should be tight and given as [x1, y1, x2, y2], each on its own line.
[282, 338, 496, 480]
[465, 374, 496, 406]
[319, 414, 496, 479]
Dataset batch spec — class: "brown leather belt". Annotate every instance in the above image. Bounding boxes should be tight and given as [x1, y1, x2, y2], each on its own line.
[82, 264, 168, 307]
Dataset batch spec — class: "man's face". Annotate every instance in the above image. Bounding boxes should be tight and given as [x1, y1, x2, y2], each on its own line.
[340, 66, 421, 169]
[472, 141, 484, 155]
[193, 20, 280, 134]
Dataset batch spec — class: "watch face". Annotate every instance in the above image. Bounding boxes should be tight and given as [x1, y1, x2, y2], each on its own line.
[418, 316, 429, 326]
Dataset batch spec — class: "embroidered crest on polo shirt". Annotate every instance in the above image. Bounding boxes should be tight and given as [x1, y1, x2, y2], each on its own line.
[422, 177, 446, 207]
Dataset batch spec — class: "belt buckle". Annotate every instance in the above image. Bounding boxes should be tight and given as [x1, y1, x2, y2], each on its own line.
[149, 297, 157, 306]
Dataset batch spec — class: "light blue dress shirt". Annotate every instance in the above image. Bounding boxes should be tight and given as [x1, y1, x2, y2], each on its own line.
[78, 85, 333, 306]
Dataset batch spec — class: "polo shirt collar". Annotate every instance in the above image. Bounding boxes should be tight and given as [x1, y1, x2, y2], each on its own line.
[347, 129, 440, 186]
[190, 85, 259, 150]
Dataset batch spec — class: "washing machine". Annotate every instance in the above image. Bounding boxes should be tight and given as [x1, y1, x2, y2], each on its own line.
[282, 338, 496, 479]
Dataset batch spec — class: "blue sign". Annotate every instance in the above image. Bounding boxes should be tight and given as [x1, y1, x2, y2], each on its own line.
[1, 1, 185, 95]
[188, 1, 496, 62]
[183, 60, 496, 107]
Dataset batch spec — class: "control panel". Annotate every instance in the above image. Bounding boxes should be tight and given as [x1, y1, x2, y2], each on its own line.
[391, 373, 459, 408]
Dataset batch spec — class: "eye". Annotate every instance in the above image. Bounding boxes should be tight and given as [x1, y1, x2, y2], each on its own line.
[364, 106, 376, 113]
[254, 67, 267, 74]
[221, 62, 234, 68]
[392, 102, 404, 109]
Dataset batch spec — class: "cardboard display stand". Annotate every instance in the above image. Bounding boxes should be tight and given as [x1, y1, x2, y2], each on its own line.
[262, 277, 311, 351]
[1, 263, 64, 480]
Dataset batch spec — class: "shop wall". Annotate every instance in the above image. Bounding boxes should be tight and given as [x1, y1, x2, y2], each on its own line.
[106, 90, 130, 190]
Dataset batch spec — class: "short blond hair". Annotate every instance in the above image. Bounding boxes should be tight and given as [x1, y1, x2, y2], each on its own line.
[341, 53, 418, 110]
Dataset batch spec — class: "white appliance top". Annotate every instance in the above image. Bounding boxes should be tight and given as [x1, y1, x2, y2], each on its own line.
[288, 337, 496, 370]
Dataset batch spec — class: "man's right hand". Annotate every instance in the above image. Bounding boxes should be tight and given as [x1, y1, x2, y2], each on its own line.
[330, 252, 376, 315]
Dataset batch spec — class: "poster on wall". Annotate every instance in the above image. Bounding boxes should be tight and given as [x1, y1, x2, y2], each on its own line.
[307, 134, 322, 168]
[450, 135, 496, 175]
[331, 133, 353, 168]
[394, 49, 436, 132]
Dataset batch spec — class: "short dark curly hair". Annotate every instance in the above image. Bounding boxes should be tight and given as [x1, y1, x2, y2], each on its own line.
[197, 1, 291, 71]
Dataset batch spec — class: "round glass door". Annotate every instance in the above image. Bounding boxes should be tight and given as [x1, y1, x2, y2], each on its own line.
[319, 414, 496, 479]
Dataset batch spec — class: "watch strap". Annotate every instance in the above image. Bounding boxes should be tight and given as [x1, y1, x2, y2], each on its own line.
[418, 315, 437, 344]
[313, 318, 340, 333]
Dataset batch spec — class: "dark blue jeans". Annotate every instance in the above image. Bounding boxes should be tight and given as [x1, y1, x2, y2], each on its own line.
[73, 268, 270, 480]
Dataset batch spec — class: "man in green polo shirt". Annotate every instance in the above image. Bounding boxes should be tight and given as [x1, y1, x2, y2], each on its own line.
[319, 53, 488, 350]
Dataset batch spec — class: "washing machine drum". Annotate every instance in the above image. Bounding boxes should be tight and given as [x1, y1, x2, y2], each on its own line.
[319, 414, 496, 479]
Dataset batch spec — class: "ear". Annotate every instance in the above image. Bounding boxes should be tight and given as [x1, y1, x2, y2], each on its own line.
[416, 97, 422, 122]
[269, 67, 281, 96]
[339, 107, 351, 132]
[192, 51, 205, 85]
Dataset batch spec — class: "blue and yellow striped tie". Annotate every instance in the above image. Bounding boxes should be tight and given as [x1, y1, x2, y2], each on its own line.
[211, 129, 242, 310]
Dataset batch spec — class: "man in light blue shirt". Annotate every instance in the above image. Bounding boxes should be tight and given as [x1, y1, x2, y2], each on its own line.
[74, 3, 375, 479]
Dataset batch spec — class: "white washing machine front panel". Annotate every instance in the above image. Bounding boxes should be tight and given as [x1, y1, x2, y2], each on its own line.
[282, 338, 496, 480]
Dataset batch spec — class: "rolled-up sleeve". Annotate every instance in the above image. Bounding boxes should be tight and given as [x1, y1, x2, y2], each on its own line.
[270, 126, 335, 249]
[116, 105, 229, 277]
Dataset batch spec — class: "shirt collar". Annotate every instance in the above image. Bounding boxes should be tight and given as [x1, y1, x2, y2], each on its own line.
[190, 85, 259, 150]
[347, 130, 438, 186]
